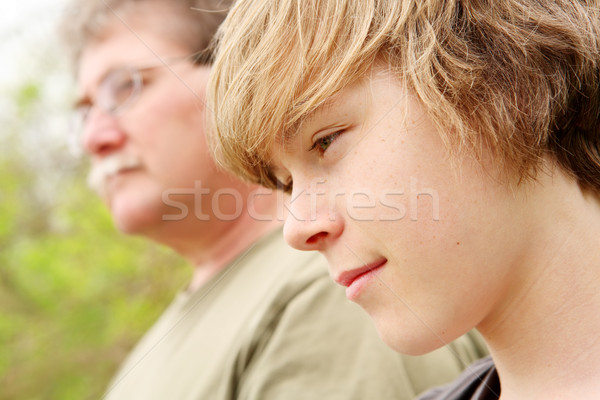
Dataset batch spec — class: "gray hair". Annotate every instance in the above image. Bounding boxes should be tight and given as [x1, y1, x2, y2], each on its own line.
[58, 0, 232, 70]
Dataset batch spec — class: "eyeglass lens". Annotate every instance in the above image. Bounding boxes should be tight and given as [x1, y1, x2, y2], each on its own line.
[70, 68, 141, 154]
[98, 68, 140, 114]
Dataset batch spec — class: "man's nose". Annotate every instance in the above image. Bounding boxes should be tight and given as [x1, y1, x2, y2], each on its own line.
[81, 109, 126, 156]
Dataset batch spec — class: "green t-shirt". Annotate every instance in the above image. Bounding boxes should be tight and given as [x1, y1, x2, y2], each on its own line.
[103, 228, 487, 399]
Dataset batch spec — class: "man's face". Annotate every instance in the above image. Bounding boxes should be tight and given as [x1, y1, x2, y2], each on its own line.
[76, 18, 221, 235]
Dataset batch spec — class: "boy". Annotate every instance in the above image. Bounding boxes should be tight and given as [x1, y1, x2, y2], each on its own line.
[208, 0, 600, 398]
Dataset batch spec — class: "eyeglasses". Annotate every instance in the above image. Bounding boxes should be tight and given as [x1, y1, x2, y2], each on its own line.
[69, 54, 202, 155]
[70, 65, 148, 152]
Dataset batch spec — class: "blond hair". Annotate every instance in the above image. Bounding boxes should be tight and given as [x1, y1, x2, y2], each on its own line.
[59, 0, 232, 69]
[208, 0, 600, 191]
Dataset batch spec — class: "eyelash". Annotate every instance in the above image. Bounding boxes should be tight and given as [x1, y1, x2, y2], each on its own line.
[278, 130, 343, 193]
[276, 178, 293, 194]
[309, 131, 342, 154]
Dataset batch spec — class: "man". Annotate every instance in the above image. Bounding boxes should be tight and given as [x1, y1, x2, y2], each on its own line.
[59, 1, 487, 398]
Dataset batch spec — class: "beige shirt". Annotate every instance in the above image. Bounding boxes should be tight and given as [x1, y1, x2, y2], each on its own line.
[104, 228, 487, 399]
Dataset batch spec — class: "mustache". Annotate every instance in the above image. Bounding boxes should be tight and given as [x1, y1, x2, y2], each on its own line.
[87, 153, 142, 197]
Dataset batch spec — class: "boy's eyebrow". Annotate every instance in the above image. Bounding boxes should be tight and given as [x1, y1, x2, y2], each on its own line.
[282, 100, 337, 144]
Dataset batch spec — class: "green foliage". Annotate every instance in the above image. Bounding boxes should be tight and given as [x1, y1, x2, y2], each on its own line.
[0, 97, 190, 400]
[14, 82, 41, 116]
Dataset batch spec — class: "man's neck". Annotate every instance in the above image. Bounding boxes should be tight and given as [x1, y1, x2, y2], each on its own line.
[186, 215, 282, 291]
[154, 188, 283, 291]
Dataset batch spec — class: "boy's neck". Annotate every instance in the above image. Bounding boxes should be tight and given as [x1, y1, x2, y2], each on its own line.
[478, 171, 600, 399]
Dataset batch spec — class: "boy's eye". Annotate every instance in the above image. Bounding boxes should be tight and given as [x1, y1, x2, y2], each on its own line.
[311, 131, 341, 153]
[276, 178, 293, 194]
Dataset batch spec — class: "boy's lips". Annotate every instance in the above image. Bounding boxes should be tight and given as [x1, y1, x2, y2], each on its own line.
[334, 259, 387, 288]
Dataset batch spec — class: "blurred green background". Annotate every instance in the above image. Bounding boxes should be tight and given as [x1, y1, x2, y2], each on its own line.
[1, 4, 190, 399]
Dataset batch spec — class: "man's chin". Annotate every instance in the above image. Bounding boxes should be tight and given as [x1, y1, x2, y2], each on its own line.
[112, 215, 151, 236]
[88, 176, 107, 199]
[109, 201, 163, 237]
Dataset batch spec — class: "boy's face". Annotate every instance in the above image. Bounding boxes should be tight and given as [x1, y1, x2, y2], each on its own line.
[270, 67, 534, 354]
[76, 17, 221, 235]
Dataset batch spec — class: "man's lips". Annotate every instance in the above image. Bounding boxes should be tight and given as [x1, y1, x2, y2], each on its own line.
[109, 166, 139, 177]
[87, 154, 142, 195]
[334, 259, 387, 287]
